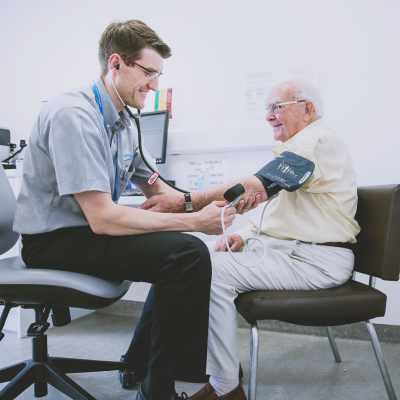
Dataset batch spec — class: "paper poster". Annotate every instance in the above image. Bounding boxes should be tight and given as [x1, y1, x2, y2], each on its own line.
[245, 67, 319, 121]
[182, 157, 230, 192]
[245, 71, 277, 121]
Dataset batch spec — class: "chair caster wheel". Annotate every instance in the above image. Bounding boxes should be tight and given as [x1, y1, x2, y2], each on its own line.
[119, 370, 136, 389]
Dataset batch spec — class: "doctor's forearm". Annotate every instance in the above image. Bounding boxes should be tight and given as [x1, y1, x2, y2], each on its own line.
[74, 190, 233, 236]
[92, 205, 198, 236]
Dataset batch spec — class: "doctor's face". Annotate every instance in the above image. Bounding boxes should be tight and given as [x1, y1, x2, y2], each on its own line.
[266, 85, 306, 143]
[116, 48, 163, 110]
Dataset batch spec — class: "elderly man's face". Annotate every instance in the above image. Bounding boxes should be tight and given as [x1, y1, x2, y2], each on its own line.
[266, 85, 308, 143]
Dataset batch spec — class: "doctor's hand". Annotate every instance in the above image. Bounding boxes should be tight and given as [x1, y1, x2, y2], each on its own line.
[214, 233, 244, 252]
[139, 194, 184, 213]
[196, 201, 236, 235]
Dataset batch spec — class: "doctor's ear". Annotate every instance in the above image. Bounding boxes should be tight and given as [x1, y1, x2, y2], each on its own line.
[108, 54, 121, 72]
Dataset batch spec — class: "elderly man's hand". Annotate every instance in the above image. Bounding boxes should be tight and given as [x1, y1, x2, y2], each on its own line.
[235, 193, 262, 215]
[139, 194, 184, 213]
[235, 176, 269, 215]
[214, 233, 244, 252]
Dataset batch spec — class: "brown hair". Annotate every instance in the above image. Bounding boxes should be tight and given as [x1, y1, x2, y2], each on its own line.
[98, 20, 172, 76]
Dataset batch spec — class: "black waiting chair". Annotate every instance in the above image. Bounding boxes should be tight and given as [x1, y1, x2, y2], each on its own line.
[0, 164, 133, 399]
[236, 184, 400, 400]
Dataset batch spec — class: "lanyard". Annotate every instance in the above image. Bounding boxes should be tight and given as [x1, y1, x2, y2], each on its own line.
[91, 82, 119, 202]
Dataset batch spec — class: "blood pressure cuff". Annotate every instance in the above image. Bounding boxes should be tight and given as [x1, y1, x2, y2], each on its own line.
[254, 151, 315, 197]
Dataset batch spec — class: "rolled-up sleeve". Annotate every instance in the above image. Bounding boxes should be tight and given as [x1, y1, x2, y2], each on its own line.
[48, 107, 111, 196]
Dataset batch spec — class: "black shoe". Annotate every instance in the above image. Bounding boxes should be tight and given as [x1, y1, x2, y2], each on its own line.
[118, 355, 139, 389]
[136, 385, 188, 400]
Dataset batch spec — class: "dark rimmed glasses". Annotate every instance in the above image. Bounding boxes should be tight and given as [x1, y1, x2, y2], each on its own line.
[266, 100, 306, 114]
[119, 55, 162, 80]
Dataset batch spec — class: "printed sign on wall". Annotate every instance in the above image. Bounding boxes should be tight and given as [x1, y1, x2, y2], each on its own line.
[182, 157, 230, 192]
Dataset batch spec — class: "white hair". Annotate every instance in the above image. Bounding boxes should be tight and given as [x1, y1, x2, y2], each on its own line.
[284, 78, 324, 118]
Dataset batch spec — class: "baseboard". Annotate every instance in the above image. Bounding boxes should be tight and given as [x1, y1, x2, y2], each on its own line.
[97, 299, 400, 344]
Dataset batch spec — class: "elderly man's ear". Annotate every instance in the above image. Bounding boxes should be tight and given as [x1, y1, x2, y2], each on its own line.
[303, 101, 315, 122]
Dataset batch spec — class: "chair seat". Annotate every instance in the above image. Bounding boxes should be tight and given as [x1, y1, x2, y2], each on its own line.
[0, 256, 132, 309]
[235, 280, 387, 327]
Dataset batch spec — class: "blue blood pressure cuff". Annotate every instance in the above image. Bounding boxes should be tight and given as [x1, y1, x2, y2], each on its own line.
[255, 151, 315, 197]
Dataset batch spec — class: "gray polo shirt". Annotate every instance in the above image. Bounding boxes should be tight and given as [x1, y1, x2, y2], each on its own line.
[13, 77, 157, 234]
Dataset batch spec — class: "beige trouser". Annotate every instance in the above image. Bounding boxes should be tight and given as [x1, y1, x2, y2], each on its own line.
[205, 234, 354, 379]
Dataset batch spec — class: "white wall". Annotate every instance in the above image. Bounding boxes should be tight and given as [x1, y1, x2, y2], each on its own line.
[1, 0, 399, 324]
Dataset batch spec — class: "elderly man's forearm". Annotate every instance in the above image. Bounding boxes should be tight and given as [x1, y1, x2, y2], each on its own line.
[191, 176, 268, 211]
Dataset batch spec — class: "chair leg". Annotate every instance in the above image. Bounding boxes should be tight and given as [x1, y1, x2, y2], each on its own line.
[248, 321, 259, 400]
[325, 326, 341, 363]
[50, 357, 127, 374]
[363, 320, 397, 400]
[0, 361, 27, 383]
[45, 363, 96, 400]
[0, 365, 36, 400]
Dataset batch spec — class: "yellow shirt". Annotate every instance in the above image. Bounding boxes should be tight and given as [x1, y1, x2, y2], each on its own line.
[237, 119, 361, 244]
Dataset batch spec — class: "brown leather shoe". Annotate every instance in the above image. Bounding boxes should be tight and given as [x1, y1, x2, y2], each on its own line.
[187, 382, 246, 400]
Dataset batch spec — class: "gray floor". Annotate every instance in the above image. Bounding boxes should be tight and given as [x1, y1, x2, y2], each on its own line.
[0, 313, 399, 400]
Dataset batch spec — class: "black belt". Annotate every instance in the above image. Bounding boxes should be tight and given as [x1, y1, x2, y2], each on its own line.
[300, 241, 354, 251]
[316, 242, 354, 251]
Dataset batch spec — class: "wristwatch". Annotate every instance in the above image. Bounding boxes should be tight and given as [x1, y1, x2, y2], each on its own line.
[184, 193, 194, 213]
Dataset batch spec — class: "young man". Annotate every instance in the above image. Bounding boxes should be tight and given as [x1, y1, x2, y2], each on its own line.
[13, 20, 238, 400]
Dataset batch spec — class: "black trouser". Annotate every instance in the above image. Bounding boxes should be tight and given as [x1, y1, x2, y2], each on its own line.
[123, 284, 211, 383]
[124, 284, 155, 377]
[22, 226, 212, 383]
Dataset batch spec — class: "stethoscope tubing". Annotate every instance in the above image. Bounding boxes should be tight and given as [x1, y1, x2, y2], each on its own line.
[109, 67, 189, 194]
[124, 106, 189, 194]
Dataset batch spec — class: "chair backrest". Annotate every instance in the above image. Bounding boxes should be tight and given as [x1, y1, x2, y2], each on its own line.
[354, 184, 400, 281]
[0, 166, 19, 255]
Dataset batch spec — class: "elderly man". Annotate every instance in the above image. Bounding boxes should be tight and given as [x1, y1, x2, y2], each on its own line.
[183, 78, 361, 399]
[139, 78, 360, 399]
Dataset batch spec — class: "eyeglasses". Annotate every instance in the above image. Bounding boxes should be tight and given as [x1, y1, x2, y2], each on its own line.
[119, 55, 162, 80]
[266, 100, 306, 114]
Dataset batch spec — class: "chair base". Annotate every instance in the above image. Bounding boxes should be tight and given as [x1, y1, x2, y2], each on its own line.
[0, 334, 127, 399]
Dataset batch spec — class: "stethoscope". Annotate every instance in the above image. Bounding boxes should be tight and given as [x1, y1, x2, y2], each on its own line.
[108, 65, 189, 195]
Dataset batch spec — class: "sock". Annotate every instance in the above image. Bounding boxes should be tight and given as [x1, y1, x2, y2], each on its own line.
[142, 374, 174, 399]
[209, 375, 239, 396]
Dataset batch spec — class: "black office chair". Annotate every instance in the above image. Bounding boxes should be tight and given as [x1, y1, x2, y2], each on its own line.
[236, 185, 400, 400]
[0, 165, 133, 399]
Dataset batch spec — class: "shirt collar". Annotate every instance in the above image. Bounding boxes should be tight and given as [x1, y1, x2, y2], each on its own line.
[94, 76, 131, 135]
[273, 118, 325, 154]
